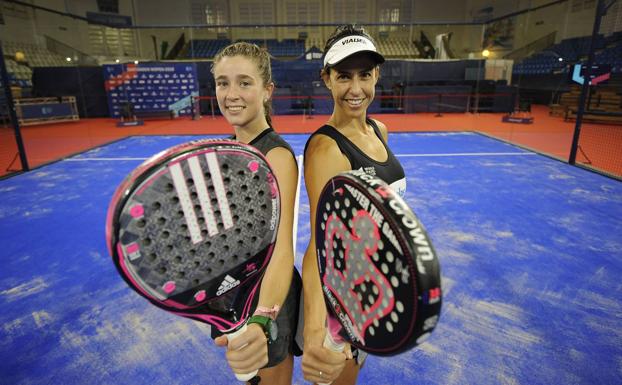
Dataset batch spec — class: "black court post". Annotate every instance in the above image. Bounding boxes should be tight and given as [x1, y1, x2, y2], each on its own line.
[0, 43, 30, 171]
[569, 0, 615, 164]
[436, 93, 442, 117]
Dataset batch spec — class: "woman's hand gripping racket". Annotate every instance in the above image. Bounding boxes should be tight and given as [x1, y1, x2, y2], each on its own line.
[315, 170, 442, 383]
[105, 139, 280, 382]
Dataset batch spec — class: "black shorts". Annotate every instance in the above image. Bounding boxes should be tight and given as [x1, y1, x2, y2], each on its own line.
[211, 268, 302, 368]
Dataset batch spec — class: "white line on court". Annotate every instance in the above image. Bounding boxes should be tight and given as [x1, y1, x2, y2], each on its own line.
[292, 154, 303, 258]
[66, 152, 536, 161]
[64, 157, 149, 161]
[395, 152, 537, 157]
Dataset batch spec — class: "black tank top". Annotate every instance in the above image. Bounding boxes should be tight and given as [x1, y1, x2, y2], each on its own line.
[304, 119, 406, 196]
[233, 127, 296, 159]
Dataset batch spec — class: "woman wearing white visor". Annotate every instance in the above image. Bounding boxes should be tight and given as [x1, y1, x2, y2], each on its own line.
[301, 25, 407, 385]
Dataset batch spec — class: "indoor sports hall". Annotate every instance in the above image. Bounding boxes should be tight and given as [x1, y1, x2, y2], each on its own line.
[1, 1, 621, 385]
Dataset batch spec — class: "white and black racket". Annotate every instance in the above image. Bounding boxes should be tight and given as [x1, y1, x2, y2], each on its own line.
[105, 139, 280, 381]
[315, 170, 441, 360]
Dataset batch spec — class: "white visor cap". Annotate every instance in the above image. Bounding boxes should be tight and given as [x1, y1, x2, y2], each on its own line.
[323, 35, 385, 68]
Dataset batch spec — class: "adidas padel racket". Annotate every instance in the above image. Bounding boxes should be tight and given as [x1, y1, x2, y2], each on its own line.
[315, 170, 441, 369]
[105, 139, 280, 381]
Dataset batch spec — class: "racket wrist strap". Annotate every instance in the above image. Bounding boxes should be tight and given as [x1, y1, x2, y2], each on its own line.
[253, 304, 280, 320]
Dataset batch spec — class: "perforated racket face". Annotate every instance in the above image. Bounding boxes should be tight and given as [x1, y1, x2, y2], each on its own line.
[316, 170, 441, 355]
[106, 140, 279, 330]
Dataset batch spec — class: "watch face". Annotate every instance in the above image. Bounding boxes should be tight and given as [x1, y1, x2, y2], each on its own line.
[268, 320, 278, 341]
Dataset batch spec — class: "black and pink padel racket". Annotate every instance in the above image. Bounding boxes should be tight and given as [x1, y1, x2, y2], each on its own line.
[315, 170, 441, 364]
[105, 139, 280, 381]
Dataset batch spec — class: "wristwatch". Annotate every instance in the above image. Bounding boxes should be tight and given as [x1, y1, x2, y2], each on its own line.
[248, 315, 278, 344]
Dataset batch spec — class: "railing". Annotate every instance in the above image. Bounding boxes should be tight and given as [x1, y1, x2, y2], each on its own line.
[44, 35, 99, 66]
[166, 33, 186, 60]
[504, 32, 557, 60]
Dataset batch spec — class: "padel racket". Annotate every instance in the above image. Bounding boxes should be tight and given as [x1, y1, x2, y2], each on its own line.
[105, 139, 280, 381]
[315, 169, 441, 361]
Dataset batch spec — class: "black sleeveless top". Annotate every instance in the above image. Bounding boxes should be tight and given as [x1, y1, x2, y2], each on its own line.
[233, 127, 296, 160]
[304, 119, 406, 196]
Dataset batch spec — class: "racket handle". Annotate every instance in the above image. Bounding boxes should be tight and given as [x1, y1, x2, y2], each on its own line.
[226, 323, 259, 382]
[323, 331, 346, 352]
[318, 332, 346, 385]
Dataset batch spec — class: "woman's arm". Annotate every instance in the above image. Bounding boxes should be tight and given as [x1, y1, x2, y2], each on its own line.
[215, 146, 298, 374]
[301, 134, 352, 383]
[256, 146, 298, 311]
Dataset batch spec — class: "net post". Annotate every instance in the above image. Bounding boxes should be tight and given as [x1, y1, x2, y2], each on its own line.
[435, 93, 442, 117]
[191, 95, 201, 120]
[0, 44, 29, 171]
[569, 0, 605, 165]
[210, 97, 216, 119]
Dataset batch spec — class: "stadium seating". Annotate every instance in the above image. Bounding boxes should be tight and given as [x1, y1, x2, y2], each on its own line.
[182, 39, 231, 58]
[2, 40, 76, 87]
[3, 58, 32, 87]
[375, 38, 418, 58]
[2, 41, 72, 67]
[182, 37, 415, 60]
[305, 37, 324, 51]
[513, 34, 622, 75]
[182, 38, 305, 58]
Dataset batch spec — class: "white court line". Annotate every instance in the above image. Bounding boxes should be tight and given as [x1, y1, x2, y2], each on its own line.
[292, 155, 303, 258]
[66, 152, 536, 161]
[395, 152, 536, 157]
[64, 157, 149, 161]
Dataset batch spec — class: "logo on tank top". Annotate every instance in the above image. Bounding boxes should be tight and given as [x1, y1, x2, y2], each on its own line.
[356, 166, 377, 176]
[390, 178, 407, 197]
[357, 167, 406, 197]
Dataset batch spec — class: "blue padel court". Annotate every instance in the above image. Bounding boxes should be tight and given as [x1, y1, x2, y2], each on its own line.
[1, 132, 621, 385]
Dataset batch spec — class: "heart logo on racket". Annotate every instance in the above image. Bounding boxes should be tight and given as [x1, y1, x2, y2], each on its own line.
[322, 210, 395, 345]
[316, 170, 442, 355]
